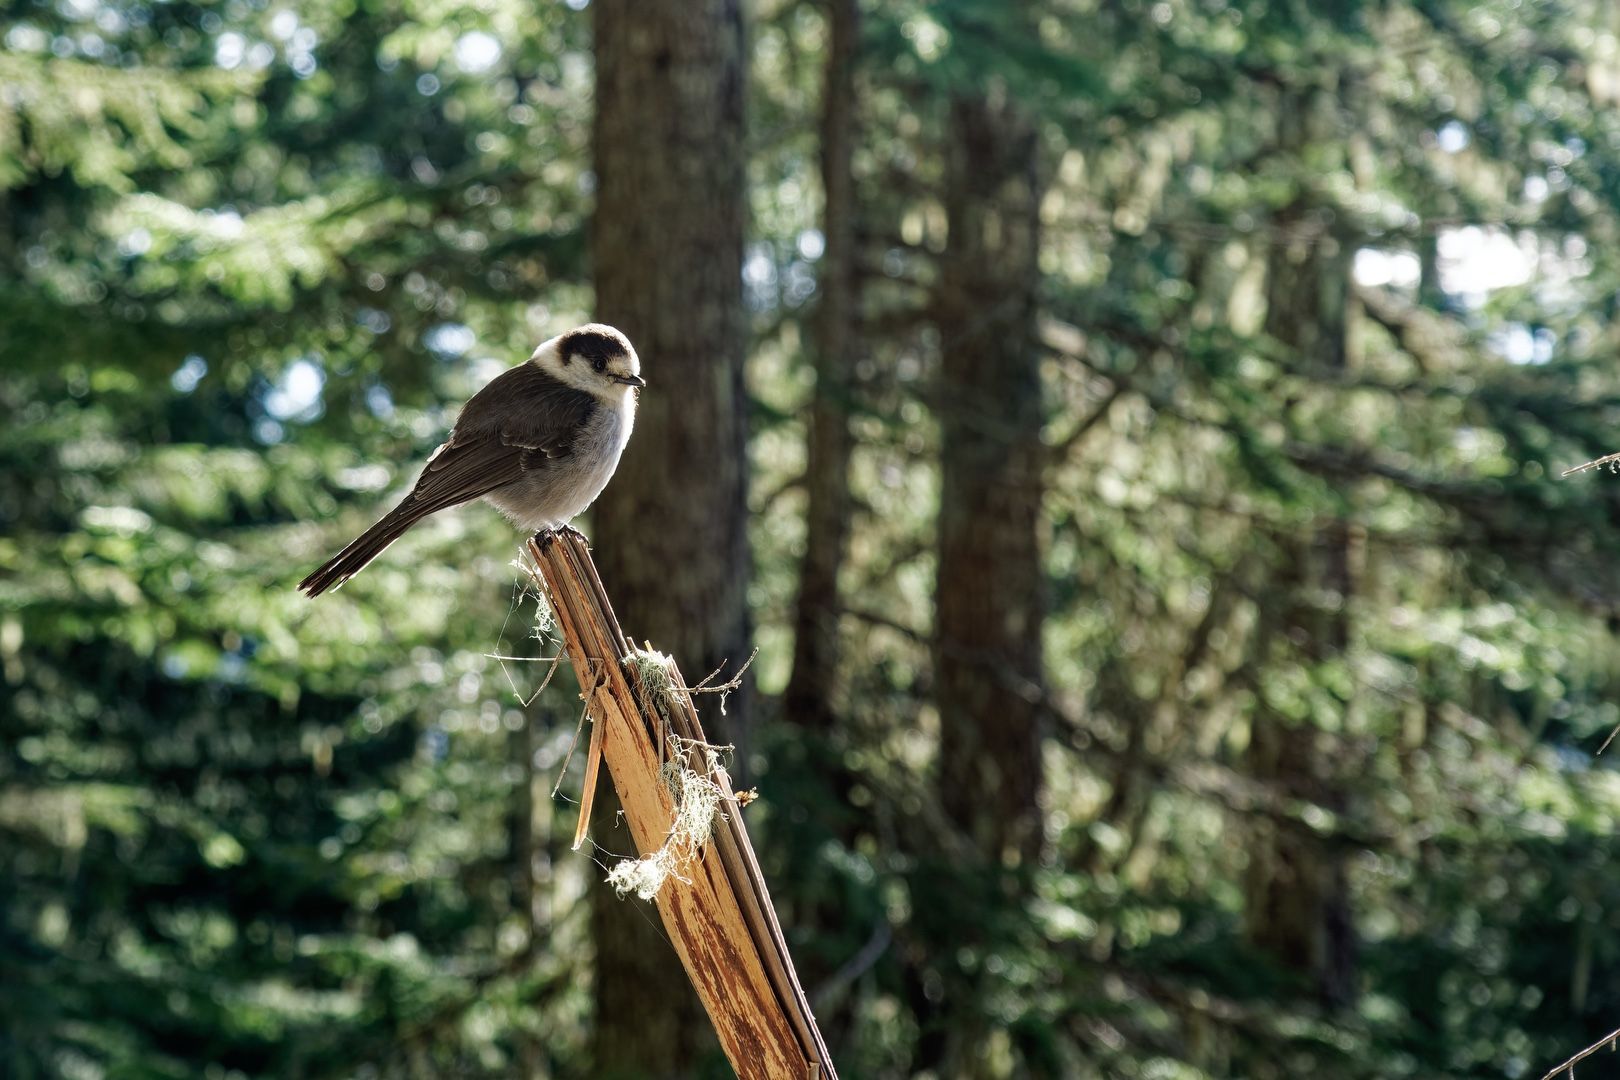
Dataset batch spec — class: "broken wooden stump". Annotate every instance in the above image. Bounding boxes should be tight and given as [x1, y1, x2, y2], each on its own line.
[527, 531, 837, 1080]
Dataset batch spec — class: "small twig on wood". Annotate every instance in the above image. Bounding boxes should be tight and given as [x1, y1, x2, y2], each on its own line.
[1562, 451, 1620, 477]
[549, 669, 595, 801]
[490, 551, 564, 706]
[491, 651, 564, 707]
[572, 661, 609, 851]
[1538, 1025, 1620, 1080]
[689, 648, 760, 715]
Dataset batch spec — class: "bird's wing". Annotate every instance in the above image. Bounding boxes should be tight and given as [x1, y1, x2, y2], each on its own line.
[298, 362, 597, 596]
[408, 363, 598, 511]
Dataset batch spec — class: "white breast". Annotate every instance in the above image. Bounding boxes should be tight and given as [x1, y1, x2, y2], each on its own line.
[484, 393, 636, 531]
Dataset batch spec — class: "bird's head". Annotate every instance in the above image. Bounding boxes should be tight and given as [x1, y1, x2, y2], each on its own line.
[531, 323, 644, 400]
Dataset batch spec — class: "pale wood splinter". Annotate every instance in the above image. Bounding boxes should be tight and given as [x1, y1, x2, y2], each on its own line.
[528, 531, 837, 1080]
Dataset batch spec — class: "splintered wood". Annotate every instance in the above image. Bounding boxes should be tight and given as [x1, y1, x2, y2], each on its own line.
[527, 532, 836, 1080]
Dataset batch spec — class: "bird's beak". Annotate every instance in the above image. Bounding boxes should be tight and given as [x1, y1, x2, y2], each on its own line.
[615, 374, 646, 388]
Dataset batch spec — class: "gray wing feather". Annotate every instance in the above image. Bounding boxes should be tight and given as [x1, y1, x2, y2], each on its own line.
[411, 363, 597, 510]
[298, 361, 595, 596]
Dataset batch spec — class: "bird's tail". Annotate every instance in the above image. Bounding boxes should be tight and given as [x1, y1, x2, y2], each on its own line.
[298, 500, 428, 597]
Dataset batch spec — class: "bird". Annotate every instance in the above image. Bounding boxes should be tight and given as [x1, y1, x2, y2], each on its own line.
[298, 323, 643, 597]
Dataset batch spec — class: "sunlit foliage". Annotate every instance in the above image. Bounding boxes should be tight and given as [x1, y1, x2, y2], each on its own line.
[6, 0, 1620, 1077]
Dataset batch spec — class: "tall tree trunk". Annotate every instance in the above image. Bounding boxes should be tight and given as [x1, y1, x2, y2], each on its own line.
[935, 89, 1047, 866]
[919, 81, 1047, 1079]
[1242, 552, 1358, 1011]
[588, 3, 749, 1074]
[774, 3, 864, 1043]
[1244, 92, 1358, 1009]
[784, 0, 859, 734]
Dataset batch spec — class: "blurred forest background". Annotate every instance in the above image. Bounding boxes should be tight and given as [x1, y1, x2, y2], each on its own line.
[8, 0, 1620, 1077]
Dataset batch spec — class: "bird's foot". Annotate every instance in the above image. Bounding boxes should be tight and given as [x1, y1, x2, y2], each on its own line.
[536, 523, 590, 550]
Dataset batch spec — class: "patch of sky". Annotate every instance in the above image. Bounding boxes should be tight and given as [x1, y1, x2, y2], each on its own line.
[365, 383, 395, 419]
[264, 357, 326, 421]
[171, 355, 208, 393]
[1491, 323, 1556, 366]
[454, 31, 502, 74]
[1352, 249, 1420, 289]
[424, 322, 476, 358]
[1437, 121, 1470, 154]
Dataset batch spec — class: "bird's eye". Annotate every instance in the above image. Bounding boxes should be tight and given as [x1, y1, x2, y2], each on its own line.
[592, 356, 606, 373]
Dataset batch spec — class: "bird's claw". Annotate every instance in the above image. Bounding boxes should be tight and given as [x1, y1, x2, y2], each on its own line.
[537, 523, 590, 550]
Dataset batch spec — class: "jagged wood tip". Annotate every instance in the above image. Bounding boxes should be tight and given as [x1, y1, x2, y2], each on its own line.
[522, 529, 838, 1080]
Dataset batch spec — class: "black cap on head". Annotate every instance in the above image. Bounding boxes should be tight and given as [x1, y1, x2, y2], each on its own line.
[559, 325, 630, 371]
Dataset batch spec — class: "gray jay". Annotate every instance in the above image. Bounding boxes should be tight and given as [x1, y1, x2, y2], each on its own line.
[298, 323, 643, 596]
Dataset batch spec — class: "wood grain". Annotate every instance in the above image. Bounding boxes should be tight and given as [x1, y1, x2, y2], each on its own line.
[528, 532, 836, 1080]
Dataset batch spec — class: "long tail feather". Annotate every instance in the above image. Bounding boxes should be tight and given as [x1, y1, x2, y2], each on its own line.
[298, 502, 427, 597]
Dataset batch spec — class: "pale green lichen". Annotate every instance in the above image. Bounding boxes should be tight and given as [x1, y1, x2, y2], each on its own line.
[625, 646, 688, 714]
[512, 550, 555, 637]
[604, 735, 728, 901]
